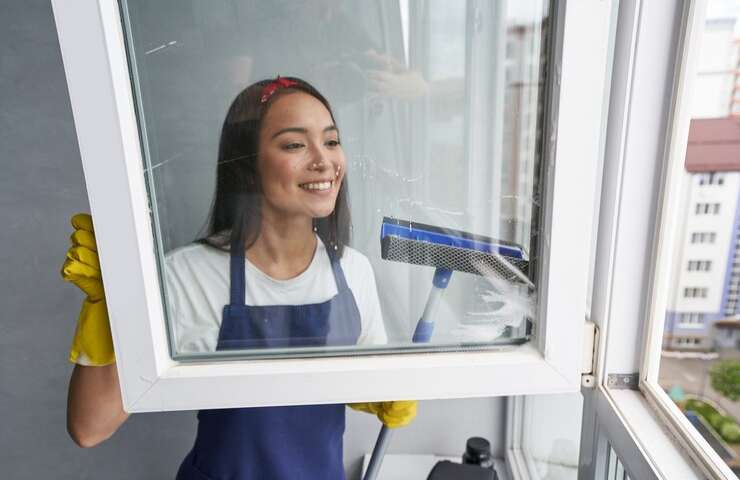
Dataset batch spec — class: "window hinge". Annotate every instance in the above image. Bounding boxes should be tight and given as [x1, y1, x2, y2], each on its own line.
[581, 321, 598, 388]
[606, 373, 640, 390]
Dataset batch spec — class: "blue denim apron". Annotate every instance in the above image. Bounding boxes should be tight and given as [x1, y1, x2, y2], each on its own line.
[176, 240, 361, 480]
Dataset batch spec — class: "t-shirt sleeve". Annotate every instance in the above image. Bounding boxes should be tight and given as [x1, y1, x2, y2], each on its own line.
[351, 252, 388, 346]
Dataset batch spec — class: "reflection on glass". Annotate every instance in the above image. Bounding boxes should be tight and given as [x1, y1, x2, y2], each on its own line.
[118, 0, 551, 358]
[658, 1, 740, 474]
[521, 394, 582, 480]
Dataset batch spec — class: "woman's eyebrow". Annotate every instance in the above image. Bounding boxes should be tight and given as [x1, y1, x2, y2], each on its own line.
[271, 125, 338, 139]
[271, 127, 307, 139]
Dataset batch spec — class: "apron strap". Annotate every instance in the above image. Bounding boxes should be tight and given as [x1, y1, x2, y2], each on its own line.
[229, 236, 246, 306]
[326, 247, 351, 294]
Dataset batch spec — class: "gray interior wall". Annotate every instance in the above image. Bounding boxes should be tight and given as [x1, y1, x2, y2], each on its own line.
[0, 1, 505, 479]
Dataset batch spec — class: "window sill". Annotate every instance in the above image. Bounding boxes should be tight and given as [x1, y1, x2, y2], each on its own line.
[641, 380, 738, 479]
[596, 386, 704, 479]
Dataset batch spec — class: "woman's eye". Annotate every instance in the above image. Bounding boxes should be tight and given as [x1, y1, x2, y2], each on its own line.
[283, 143, 304, 150]
[325, 139, 341, 147]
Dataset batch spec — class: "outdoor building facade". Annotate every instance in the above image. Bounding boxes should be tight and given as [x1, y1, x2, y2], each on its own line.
[664, 124, 740, 351]
[663, 12, 740, 352]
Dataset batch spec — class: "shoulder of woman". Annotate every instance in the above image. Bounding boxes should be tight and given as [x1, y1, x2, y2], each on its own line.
[164, 242, 226, 269]
[339, 245, 373, 274]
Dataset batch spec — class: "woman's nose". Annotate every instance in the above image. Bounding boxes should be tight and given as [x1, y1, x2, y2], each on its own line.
[308, 144, 329, 170]
[309, 160, 327, 171]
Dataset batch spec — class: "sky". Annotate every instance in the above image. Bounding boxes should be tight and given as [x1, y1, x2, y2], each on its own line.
[707, 0, 740, 18]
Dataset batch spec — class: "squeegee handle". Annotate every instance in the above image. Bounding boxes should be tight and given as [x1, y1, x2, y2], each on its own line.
[412, 268, 452, 343]
[363, 268, 453, 480]
[412, 320, 435, 343]
[362, 425, 393, 480]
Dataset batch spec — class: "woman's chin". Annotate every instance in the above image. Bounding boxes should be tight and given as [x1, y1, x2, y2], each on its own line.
[310, 207, 336, 219]
[307, 198, 338, 219]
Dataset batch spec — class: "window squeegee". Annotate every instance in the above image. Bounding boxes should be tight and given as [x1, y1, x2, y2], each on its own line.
[362, 218, 530, 480]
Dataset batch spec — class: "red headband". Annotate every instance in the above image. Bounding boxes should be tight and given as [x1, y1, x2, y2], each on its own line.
[260, 76, 299, 103]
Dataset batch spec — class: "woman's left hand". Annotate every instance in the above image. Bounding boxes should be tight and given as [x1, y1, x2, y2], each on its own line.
[348, 401, 417, 428]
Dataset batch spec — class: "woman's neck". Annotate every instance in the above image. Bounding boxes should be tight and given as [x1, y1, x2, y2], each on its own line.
[245, 216, 318, 280]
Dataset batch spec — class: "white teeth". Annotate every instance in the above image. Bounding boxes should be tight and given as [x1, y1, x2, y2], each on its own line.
[300, 181, 333, 191]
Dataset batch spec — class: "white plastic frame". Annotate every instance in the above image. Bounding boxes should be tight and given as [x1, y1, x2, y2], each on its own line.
[576, 0, 735, 479]
[51, 0, 610, 412]
[638, 0, 739, 477]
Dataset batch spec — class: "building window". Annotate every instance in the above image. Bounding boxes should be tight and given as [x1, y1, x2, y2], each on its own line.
[677, 312, 704, 328]
[691, 232, 716, 243]
[690, 232, 717, 244]
[698, 173, 725, 186]
[676, 337, 702, 347]
[683, 287, 708, 298]
[687, 260, 712, 272]
[694, 203, 720, 215]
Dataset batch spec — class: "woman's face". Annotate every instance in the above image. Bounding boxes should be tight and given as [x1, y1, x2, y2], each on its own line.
[257, 91, 346, 222]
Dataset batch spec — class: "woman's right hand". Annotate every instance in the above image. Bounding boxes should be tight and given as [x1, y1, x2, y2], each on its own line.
[61, 213, 115, 366]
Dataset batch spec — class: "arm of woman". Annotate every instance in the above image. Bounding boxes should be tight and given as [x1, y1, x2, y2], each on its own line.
[62, 213, 130, 447]
[67, 363, 129, 447]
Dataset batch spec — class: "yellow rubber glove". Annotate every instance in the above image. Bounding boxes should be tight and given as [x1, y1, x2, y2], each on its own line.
[348, 401, 418, 428]
[60, 213, 115, 366]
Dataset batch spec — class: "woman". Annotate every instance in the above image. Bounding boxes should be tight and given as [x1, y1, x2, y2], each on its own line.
[63, 76, 416, 479]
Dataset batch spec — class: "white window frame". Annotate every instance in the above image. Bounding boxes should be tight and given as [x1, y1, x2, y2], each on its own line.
[576, 0, 737, 479]
[51, 0, 610, 412]
[638, 0, 739, 476]
[504, 1, 616, 477]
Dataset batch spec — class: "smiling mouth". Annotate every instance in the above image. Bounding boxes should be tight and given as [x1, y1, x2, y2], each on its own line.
[299, 180, 335, 191]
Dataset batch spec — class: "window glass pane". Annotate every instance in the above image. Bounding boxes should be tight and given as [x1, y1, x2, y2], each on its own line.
[518, 393, 583, 480]
[659, 1, 740, 473]
[118, 0, 551, 359]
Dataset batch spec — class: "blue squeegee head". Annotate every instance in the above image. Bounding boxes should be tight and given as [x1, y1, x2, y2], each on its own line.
[380, 217, 530, 285]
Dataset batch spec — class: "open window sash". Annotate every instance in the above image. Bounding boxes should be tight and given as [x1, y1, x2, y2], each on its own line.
[51, 0, 611, 413]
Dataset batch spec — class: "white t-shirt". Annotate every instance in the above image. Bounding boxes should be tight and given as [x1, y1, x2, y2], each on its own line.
[164, 236, 387, 353]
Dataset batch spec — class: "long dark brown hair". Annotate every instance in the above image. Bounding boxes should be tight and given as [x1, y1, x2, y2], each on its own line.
[197, 77, 351, 257]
